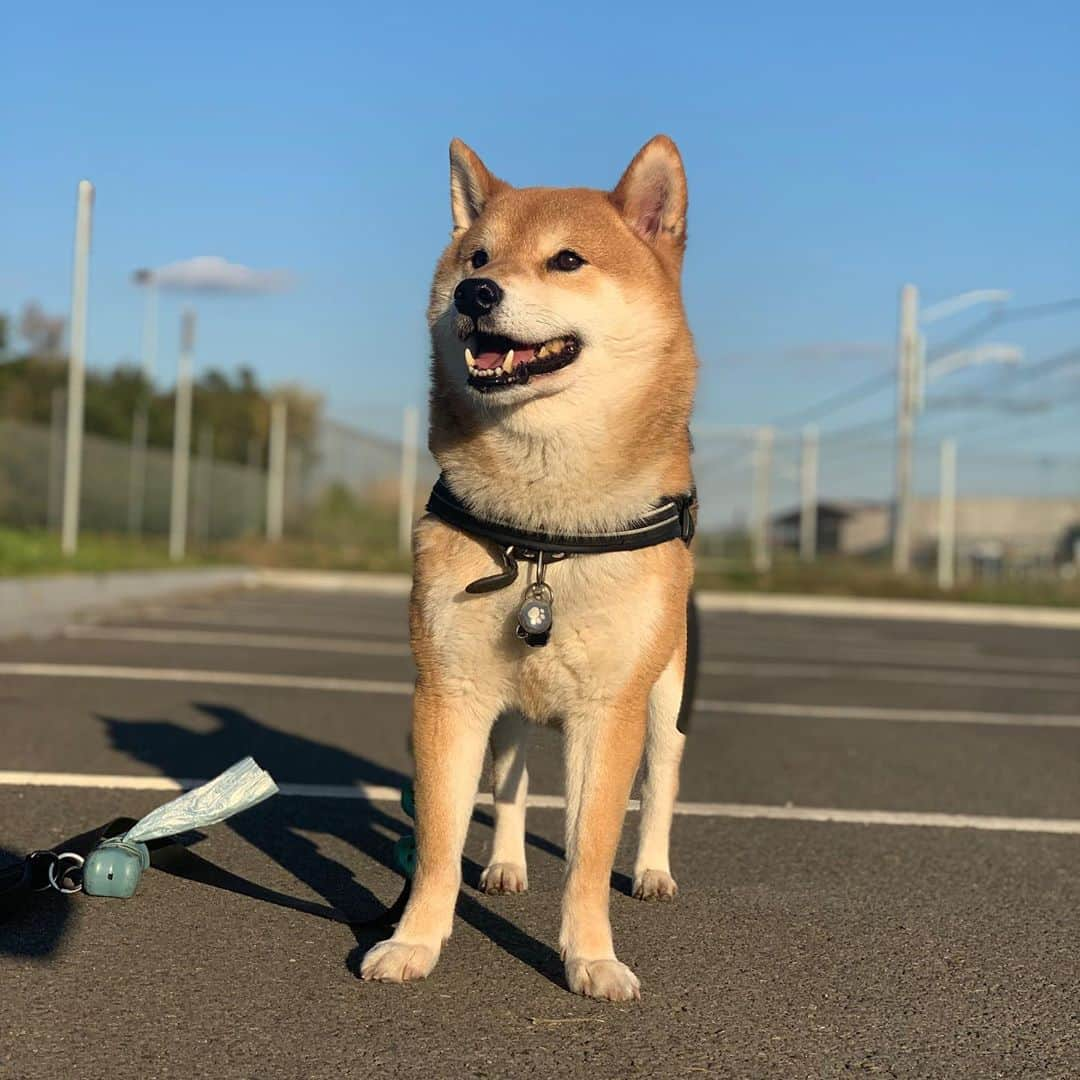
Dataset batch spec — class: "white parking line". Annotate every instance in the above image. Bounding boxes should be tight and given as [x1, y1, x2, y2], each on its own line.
[697, 700, 1080, 729]
[113, 608, 406, 636]
[3, 770, 1080, 835]
[59, 625, 1080, 682]
[4, 662, 1079, 729]
[0, 663, 413, 696]
[702, 660, 1080, 692]
[63, 626, 412, 657]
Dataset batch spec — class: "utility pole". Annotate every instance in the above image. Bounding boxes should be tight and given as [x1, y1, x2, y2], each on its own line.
[937, 438, 957, 590]
[246, 437, 262, 535]
[61, 180, 94, 555]
[893, 284, 919, 573]
[398, 405, 419, 556]
[799, 424, 819, 562]
[266, 398, 287, 542]
[169, 309, 195, 561]
[751, 426, 774, 573]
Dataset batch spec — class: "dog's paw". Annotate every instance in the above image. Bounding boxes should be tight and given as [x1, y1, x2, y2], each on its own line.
[565, 958, 641, 1002]
[480, 862, 528, 895]
[359, 940, 437, 984]
[633, 868, 678, 901]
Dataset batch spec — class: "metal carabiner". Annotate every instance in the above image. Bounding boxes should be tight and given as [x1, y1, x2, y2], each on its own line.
[47, 852, 85, 895]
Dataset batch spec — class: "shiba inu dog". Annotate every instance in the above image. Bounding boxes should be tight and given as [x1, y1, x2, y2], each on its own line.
[361, 135, 697, 1001]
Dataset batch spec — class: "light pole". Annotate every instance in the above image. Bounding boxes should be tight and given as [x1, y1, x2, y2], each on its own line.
[61, 180, 94, 556]
[892, 285, 1020, 574]
[169, 309, 196, 561]
[398, 405, 419, 556]
[799, 424, 819, 562]
[266, 398, 287, 543]
[751, 426, 774, 573]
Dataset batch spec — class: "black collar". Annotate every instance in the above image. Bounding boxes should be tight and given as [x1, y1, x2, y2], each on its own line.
[426, 474, 697, 594]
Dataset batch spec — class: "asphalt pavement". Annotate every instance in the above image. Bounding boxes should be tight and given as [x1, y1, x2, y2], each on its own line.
[3, 584, 1080, 1079]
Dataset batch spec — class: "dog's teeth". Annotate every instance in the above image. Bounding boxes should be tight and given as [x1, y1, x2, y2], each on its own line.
[465, 347, 475, 370]
[502, 350, 514, 374]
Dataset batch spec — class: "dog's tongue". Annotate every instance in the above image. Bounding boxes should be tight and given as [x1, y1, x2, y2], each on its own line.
[473, 347, 537, 370]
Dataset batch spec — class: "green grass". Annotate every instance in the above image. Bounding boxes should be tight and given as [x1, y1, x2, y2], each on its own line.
[4, 524, 1078, 610]
[0, 527, 215, 577]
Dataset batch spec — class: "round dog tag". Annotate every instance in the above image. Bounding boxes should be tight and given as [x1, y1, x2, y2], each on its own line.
[517, 596, 553, 637]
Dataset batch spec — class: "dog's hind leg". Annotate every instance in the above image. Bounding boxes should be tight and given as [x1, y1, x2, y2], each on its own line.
[633, 644, 687, 901]
[480, 710, 529, 895]
[360, 685, 496, 984]
[560, 693, 648, 1002]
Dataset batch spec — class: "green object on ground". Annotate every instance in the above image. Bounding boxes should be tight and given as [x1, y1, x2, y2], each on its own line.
[400, 783, 415, 820]
[82, 838, 151, 899]
[393, 834, 417, 879]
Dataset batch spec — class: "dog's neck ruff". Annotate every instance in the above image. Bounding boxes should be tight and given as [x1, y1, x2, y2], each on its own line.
[425, 473, 697, 595]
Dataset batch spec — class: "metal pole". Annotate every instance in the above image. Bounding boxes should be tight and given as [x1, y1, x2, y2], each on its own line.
[938, 438, 957, 590]
[893, 284, 919, 572]
[47, 387, 66, 531]
[266, 398, 287, 542]
[128, 402, 149, 536]
[398, 405, 419, 555]
[799, 424, 819, 562]
[169, 309, 195, 561]
[61, 180, 94, 555]
[140, 280, 158, 380]
[751, 426, 774, 573]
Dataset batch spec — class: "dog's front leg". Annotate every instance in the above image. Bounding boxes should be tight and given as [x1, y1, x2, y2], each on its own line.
[361, 684, 494, 983]
[480, 710, 529, 895]
[634, 645, 686, 900]
[560, 695, 648, 1002]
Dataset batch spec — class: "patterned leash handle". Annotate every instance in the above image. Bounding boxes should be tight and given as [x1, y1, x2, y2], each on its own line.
[0, 817, 137, 920]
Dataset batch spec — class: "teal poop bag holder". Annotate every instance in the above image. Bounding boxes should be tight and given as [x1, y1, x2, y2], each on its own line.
[82, 757, 278, 898]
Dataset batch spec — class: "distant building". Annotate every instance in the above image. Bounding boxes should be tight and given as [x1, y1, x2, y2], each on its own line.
[772, 497, 1080, 563]
[771, 500, 888, 556]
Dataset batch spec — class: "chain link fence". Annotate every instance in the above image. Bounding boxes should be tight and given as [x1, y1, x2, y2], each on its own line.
[693, 425, 1080, 584]
[3, 399, 1078, 587]
[0, 406, 437, 562]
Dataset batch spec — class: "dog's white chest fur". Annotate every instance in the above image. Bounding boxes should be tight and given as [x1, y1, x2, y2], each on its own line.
[416, 521, 669, 722]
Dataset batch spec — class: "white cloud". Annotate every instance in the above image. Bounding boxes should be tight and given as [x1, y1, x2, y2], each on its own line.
[142, 256, 294, 294]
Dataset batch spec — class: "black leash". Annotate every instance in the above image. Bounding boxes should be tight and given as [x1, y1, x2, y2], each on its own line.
[1, 817, 138, 921]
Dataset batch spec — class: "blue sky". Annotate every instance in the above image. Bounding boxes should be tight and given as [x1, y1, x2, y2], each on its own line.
[4, 3, 1079, 457]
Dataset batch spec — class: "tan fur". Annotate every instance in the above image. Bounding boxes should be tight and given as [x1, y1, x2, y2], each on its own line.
[361, 136, 696, 1002]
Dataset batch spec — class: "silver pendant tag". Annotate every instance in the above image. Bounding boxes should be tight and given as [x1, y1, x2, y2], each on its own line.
[516, 582, 553, 647]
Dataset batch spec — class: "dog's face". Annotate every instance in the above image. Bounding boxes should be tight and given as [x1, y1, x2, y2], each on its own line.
[428, 137, 691, 426]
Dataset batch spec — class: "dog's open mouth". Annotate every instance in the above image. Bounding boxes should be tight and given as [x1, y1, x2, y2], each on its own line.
[464, 332, 582, 392]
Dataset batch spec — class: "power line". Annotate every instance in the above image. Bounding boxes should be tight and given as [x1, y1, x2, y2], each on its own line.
[771, 369, 894, 426]
[771, 294, 1080, 430]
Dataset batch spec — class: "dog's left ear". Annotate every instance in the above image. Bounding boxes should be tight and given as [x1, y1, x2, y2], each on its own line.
[611, 135, 688, 267]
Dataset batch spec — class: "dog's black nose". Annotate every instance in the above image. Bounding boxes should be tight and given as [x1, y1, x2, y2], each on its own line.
[454, 277, 503, 319]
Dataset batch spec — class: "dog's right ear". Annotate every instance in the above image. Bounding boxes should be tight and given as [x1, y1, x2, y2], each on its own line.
[449, 140, 505, 232]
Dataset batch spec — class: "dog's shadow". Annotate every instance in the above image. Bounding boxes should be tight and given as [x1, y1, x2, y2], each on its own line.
[96, 703, 578, 987]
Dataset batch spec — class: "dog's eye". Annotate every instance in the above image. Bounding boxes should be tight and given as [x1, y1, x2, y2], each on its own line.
[549, 249, 585, 273]
[470, 250, 489, 270]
